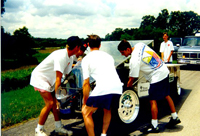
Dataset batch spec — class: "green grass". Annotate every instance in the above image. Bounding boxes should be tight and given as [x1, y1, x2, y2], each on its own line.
[1, 48, 57, 128]
[1, 67, 34, 80]
[1, 67, 35, 92]
[32, 52, 50, 63]
[1, 85, 44, 128]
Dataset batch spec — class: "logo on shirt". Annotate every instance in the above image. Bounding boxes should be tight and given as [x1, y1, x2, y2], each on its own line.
[142, 50, 163, 69]
[168, 44, 170, 46]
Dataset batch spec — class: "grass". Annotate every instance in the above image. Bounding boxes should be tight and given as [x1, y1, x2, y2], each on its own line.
[33, 47, 59, 63]
[32, 53, 50, 63]
[1, 85, 44, 128]
[1, 67, 35, 92]
[1, 47, 58, 128]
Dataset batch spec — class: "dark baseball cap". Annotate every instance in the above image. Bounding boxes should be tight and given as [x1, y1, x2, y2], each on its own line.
[80, 42, 88, 52]
[67, 36, 81, 50]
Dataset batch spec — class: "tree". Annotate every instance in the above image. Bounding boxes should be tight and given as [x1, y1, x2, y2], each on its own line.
[1, 0, 6, 15]
[155, 9, 169, 29]
[13, 26, 36, 59]
[140, 15, 156, 29]
[108, 28, 125, 40]
[168, 11, 200, 37]
[1, 26, 38, 69]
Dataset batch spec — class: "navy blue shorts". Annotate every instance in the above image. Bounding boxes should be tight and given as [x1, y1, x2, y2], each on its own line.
[86, 94, 121, 110]
[149, 76, 170, 100]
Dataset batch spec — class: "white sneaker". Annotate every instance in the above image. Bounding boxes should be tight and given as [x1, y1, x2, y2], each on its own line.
[55, 125, 73, 136]
[35, 128, 48, 136]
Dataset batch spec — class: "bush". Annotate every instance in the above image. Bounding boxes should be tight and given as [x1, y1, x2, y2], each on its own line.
[1, 68, 35, 92]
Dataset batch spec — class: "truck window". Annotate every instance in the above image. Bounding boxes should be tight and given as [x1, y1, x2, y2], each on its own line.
[182, 37, 200, 46]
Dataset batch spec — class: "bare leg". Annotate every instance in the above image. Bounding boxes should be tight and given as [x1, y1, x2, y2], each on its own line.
[82, 105, 98, 136]
[52, 96, 60, 121]
[102, 109, 111, 134]
[150, 100, 158, 119]
[38, 92, 54, 125]
[165, 95, 176, 113]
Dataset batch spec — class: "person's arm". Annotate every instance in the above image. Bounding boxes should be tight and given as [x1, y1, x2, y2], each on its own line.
[55, 71, 63, 92]
[82, 78, 90, 105]
[55, 71, 63, 109]
[161, 52, 164, 61]
[167, 51, 173, 62]
[127, 77, 135, 88]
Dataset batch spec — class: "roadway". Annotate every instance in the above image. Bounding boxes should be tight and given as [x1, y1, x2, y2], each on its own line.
[1, 66, 200, 136]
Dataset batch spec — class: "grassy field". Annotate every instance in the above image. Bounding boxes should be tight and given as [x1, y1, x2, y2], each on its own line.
[1, 86, 44, 128]
[1, 47, 59, 129]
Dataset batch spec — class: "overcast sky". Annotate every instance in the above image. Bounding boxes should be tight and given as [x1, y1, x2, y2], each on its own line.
[1, 0, 200, 39]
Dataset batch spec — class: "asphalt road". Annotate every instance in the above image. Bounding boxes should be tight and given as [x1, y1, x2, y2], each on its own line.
[1, 66, 200, 136]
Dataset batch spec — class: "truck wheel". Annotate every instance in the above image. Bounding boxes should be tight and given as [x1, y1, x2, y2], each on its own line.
[118, 90, 139, 124]
[170, 77, 181, 97]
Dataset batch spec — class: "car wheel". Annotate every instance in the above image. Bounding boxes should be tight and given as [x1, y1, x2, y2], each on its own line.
[118, 90, 139, 124]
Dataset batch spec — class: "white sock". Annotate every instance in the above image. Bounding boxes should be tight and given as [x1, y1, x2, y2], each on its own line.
[151, 119, 158, 128]
[36, 124, 44, 130]
[55, 121, 62, 128]
[171, 112, 178, 119]
[101, 134, 107, 136]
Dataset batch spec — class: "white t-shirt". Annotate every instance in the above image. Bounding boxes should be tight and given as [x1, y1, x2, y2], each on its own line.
[30, 49, 73, 92]
[160, 40, 174, 62]
[81, 50, 123, 96]
[129, 43, 169, 84]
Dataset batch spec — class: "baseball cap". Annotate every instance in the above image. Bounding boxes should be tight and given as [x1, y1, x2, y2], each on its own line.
[67, 36, 81, 50]
[80, 42, 88, 52]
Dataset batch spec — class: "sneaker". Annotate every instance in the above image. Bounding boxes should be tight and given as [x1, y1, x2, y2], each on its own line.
[35, 128, 48, 136]
[142, 124, 160, 134]
[166, 117, 181, 128]
[55, 125, 73, 136]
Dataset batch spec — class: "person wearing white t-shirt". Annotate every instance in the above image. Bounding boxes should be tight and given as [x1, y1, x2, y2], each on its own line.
[160, 32, 174, 63]
[118, 40, 180, 134]
[81, 35, 123, 136]
[30, 36, 81, 136]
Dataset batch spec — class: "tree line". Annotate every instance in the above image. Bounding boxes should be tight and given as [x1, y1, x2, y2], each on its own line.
[105, 9, 200, 52]
[1, 8, 200, 70]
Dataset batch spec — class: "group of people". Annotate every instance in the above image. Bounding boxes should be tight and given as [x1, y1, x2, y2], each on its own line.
[30, 32, 180, 136]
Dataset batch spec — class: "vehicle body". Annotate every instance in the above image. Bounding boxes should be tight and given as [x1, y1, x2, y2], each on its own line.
[170, 37, 182, 60]
[177, 36, 200, 65]
[56, 40, 184, 123]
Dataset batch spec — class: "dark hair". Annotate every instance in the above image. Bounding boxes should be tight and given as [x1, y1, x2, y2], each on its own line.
[163, 32, 168, 36]
[87, 34, 101, 48]
[67, 36, 81, 50]
[118, 39, 131, 51]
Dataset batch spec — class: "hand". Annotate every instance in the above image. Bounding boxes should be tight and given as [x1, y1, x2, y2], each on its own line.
[77, 57, 82, 61]
[56, 99, 60, 110]
[167, 58, 170, 62]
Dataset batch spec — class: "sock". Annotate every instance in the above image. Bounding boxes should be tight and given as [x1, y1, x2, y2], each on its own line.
[55, 121, 62, 128]
[151, 119, 158, 128]
[36, 124, 44, 130]
[101, 134, 107, 136]
[171, 112, 178, 119]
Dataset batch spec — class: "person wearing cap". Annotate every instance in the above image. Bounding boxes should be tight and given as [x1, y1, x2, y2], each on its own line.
[118, 40, 181, 134]
[30, 36, 81, 136]
[160, 32, 174, 63]
[81, 35, 123, 136]
[72, 42, 88, 66]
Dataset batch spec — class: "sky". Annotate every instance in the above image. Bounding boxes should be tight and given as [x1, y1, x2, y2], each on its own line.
[1, 0, 200, 39]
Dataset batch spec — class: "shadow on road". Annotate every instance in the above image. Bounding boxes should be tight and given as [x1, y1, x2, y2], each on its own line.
[52, 88, 191, 136]
[181, 64, 200, 71]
